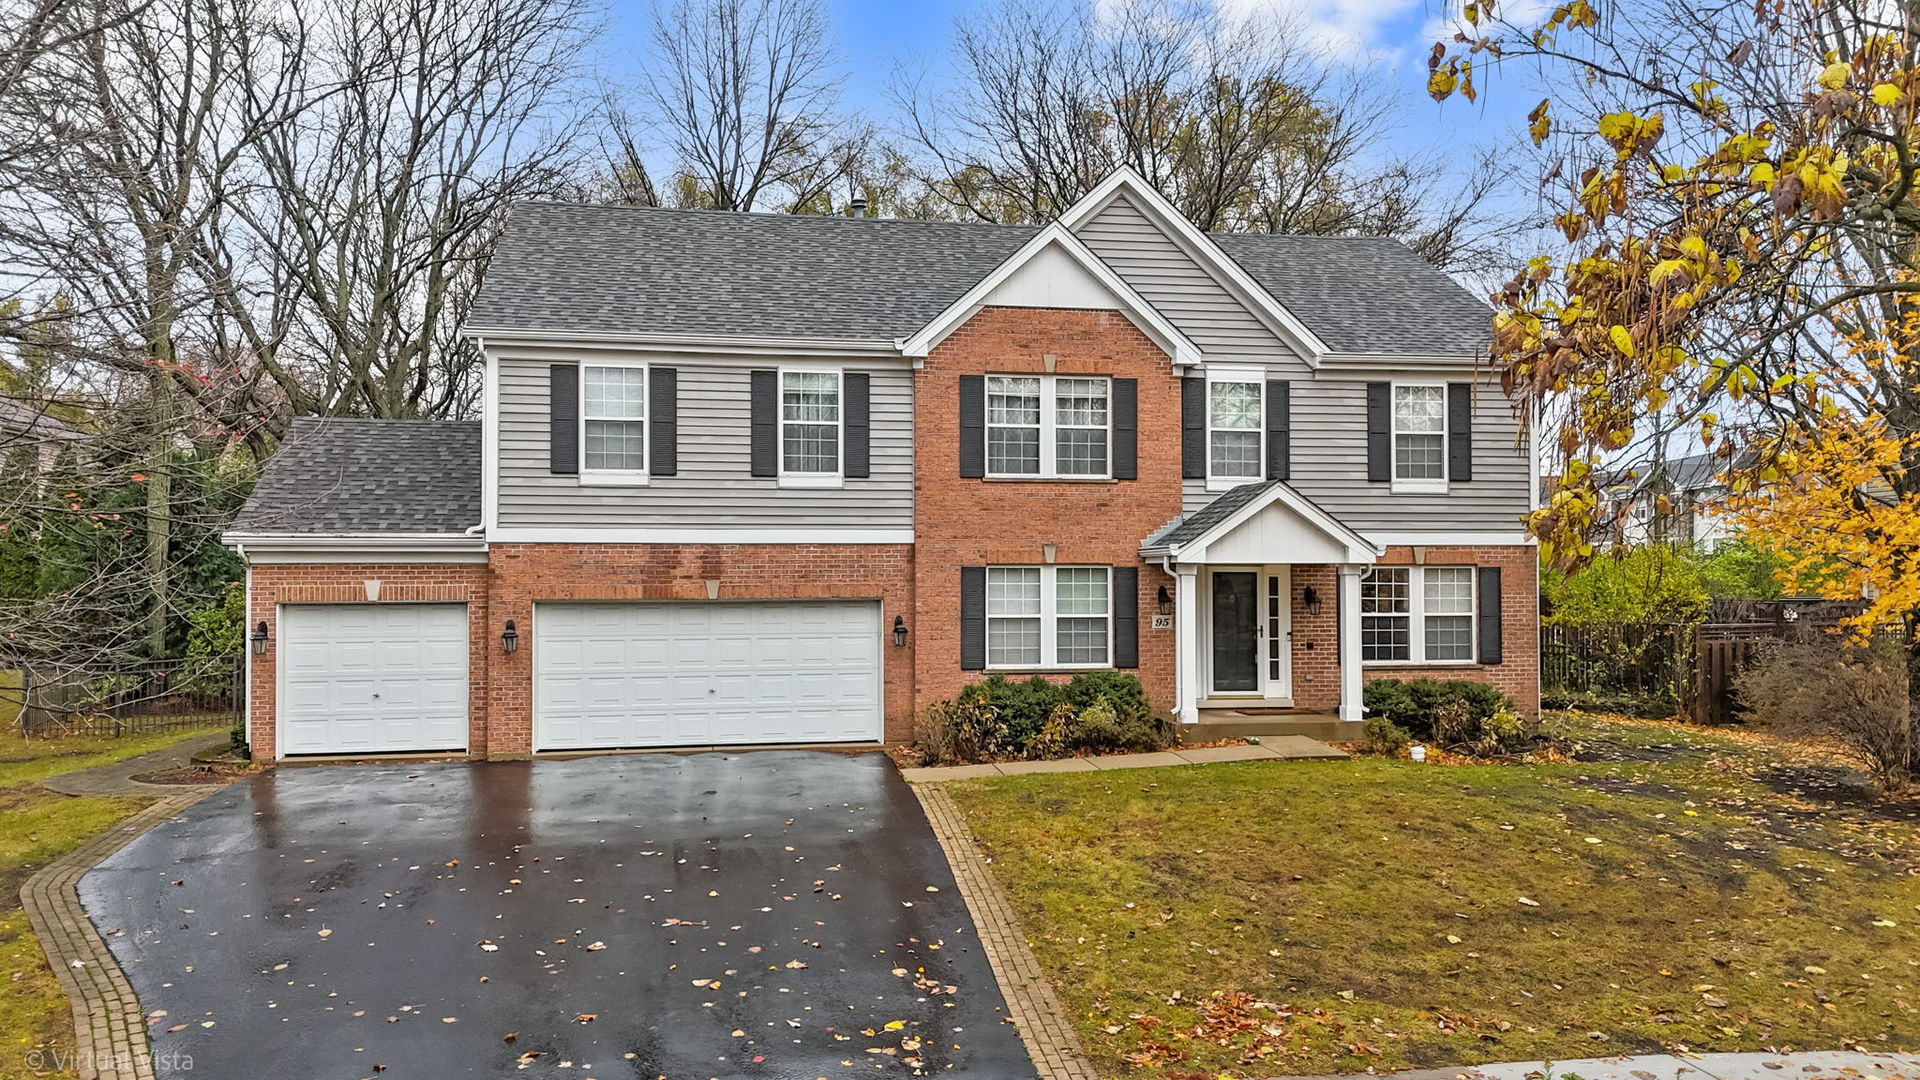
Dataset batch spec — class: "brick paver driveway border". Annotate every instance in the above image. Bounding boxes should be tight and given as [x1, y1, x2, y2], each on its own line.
[914, 783, 1102, 1080]
[22, 791, 214, 1080]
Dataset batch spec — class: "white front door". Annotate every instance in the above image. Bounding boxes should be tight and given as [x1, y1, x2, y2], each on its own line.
[278, 604, 470, 756]
[533, 600, 884, 751]
[1206, 566, 1292, 699]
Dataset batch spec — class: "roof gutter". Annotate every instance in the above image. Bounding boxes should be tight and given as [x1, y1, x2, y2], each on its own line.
[222, 531, 488, 554]
[463, 326, 904, 356]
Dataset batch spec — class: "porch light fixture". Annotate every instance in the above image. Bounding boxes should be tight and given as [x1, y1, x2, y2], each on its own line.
[892, 615, 909, 647]
[1156, 585, 1173, 616]
[501, 619, 520, 654]
[1301, 586, 1323, 615]
[249, 620, 270, 656]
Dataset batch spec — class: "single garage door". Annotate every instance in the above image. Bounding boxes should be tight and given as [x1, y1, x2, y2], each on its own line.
[534, 601, 883, 751]
[278, 604, 469, 756]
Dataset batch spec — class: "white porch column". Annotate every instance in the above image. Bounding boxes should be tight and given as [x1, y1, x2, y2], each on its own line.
[1337, 564, 1366, 723]
[1175, 565, 1201, 725]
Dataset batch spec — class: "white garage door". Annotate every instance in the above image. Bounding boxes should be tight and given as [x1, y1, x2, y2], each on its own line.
[278, 604, 469, 756]
[534, 601, 883, 751]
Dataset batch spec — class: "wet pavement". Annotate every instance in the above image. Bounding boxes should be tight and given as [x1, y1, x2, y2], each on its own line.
[81, 751, 1039, 1079]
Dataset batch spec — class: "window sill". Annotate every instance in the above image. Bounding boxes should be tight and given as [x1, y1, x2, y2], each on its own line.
[580, 472, 650, 487]
[1362, 660, 1481, 668]
[981, 476, 1118, 484]
[984, 665, 1116, 674]
[1206, 476, 1265, 492]
[1390, 480, 1448, 495]
[778, 474, 844, 489]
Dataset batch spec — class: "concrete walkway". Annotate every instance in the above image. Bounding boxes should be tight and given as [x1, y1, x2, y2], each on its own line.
[900, 735, 1346, 782]
[40, 733, 230, 797]
[1289, 1050, 1920, 1080]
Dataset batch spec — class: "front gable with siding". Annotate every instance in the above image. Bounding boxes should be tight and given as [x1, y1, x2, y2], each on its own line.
[225, 166, 1538, 764]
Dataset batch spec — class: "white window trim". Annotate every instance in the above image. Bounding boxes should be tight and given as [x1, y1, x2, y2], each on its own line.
[1360, 565, 1478, 666]
[1205, 368, 1266, 492]
[579, 362, 649, 486]
[985, 564, 1115, 671]
[1390, 381, 1448, 495]
[984, 374, 1112, 480]
[777, 365, 845, 489]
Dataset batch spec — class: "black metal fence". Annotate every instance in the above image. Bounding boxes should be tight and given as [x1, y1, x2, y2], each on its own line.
[8, 655, 243, 736]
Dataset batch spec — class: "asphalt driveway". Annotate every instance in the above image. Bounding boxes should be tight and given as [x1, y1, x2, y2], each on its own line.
[81, 751, 1039, 1079]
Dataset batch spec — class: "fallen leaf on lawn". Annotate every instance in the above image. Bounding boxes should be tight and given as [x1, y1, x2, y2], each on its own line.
[1517, 897, 1540, 907]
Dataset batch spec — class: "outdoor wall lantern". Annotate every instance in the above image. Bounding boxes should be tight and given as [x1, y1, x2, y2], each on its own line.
[501, 619, 520, 654]
[1156, 585, 1173, 616]
[892, 615, 909, 647]
[250, 620, 270, 656]
[1301, 586, 1323, 615]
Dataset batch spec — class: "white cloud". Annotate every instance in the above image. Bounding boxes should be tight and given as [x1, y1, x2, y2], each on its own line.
[1216, 0, 1424, 63]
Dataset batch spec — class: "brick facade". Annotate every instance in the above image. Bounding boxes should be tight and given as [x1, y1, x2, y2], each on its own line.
[244, 308, 1540, 761]
[910, 307, 1184, 712]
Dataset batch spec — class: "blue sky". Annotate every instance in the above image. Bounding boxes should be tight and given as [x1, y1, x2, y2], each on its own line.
[600, 0, 1536, 188]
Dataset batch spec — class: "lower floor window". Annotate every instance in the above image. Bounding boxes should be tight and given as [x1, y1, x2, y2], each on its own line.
[986, 565, 1111, 667]
[1361, 566, 1475, 663]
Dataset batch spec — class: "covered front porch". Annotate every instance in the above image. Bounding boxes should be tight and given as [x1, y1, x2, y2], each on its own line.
[1140, 480, 1383, 731]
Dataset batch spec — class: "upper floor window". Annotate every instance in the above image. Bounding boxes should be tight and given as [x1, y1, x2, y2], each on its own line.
[583, 364, 648, 475]
[986, 565, 1112, 668]
[781, 369, 841, 482]
[1392, 383, 1446, 492]
[1208, 377, 1263, 487]
[1360, 566, 1475, 663]
[986, 375, 1109, 478]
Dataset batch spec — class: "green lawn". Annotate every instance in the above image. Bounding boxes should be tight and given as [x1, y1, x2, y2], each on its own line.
[0, 726, 224, 1080]
[945, 713, 1920, 1078]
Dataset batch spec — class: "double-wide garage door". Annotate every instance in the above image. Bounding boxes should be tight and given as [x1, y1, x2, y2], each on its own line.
[279, 604, 469, 756]
[534, 601, 883, 751]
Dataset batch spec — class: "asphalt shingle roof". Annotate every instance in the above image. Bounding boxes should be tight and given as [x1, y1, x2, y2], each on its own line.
[0, 396, 87, 441]
[1148, 479, 1285, 549]
[228, 418, 481, 536]
[467, 202, 1491, 356]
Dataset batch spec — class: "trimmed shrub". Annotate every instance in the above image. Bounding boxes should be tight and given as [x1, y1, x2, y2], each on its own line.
[916, 672, 1172, 763]
[1363, 715, 1412, 756]
[1363, 678, 1513, 742]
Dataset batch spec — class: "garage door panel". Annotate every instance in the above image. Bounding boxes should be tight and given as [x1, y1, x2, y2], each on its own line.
[280, 604, 469, 756]
[535, 601, 882, 750]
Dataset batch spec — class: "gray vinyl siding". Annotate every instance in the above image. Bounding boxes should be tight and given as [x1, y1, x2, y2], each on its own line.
[496, 357, 913, 529]
[1181, 371, 1530, 531]
[1075, 194, 1311, 374]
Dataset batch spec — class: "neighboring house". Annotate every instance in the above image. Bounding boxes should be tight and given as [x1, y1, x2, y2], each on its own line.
[1599, 452, 1735, 548]
[0, 395, 88, 471]
[225, 168, 1539, 761]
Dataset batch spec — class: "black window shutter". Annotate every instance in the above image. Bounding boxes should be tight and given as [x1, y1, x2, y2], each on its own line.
[1266, 379, 1290, 481]
[649, 367, 677, 476]
[1113, 565, 1140, 668]
[1365, 382, 1391, 483]
[1181, 376, 1206, 479]
[960, 567, 987, 670]
[958, 375, 985, 478]
[549, 364, 579, 475]
[749, 369, 778, 477]
[1448, 382, 1474, 482]
[1112, 378, 1138, 480]
[844, 372, 871, 478]
[1477, 566, 1503, 665]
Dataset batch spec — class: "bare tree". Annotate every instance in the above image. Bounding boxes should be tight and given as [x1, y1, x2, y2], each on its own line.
[893, 0, 1509, 268]
[637, 0, 865, 212]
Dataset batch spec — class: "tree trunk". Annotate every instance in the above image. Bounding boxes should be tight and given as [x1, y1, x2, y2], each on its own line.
[143, 369, 173, 659]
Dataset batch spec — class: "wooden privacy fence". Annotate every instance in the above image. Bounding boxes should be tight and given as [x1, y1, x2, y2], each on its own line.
[9, 655, 244, 736]
[1543, 598, 1882, 724]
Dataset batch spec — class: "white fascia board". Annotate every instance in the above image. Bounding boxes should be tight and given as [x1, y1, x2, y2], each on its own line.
[1057, 167, 1332, 362]
[485, 526, 913, 545]
[225, 532, 488, 562]
[465, 326, 904, 357]
[1365, 531, 1537, 547]
[896, 223, 1202, 367]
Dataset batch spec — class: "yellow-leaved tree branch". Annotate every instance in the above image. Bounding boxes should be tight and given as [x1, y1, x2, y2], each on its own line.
[1434, 0, 1920, 644]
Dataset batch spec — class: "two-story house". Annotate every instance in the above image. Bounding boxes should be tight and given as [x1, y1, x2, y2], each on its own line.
[224, 169, 1538, 760]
